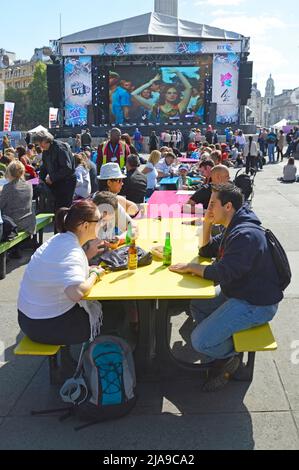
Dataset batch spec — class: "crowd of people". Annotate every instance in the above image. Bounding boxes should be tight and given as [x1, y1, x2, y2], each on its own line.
[0, 123, 293, 391]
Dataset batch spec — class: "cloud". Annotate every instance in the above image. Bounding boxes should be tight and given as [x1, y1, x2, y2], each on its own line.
[210, 15, 285, 38]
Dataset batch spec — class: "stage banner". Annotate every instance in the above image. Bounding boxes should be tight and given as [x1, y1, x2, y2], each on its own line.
[61, 41, 242, 57]
[64, 56, 92, 126]
[3, 101, 15, 132]
[49, 107, 59, 128]
[212, 53, 240, 124]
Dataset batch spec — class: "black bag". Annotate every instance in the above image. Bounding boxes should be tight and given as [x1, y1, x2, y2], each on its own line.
[264, 228, 292, 291]
[1, 215, 18, 242]
[234, 174, 253, 201]
[100, 246, 152, 271]
[244, 224, 291, 291]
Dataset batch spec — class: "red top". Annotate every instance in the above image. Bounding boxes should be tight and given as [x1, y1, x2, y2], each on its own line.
[97, 141, 130, 169]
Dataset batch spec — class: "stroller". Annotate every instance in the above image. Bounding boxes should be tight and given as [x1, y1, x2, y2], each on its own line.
[234, 168, 257, 206]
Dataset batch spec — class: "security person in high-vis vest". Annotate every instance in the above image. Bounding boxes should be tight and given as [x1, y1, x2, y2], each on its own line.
[97, 128, 130, 174]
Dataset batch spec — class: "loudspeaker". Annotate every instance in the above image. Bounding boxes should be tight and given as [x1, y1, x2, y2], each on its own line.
[239, 61, 253, 80]
[208, 102, 217, 126]
[47, 64, 64, 108]
[87, 104, 95, 127]
[238, 77, 253, 105]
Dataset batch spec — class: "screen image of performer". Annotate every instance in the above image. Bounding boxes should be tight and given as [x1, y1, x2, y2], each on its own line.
[109, 72, 133, 125]
[132, 69, 192, 123]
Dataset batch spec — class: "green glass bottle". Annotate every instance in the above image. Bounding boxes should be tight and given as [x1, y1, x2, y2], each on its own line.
[126, 222, 132, 246]
[163, 232, 172, 266]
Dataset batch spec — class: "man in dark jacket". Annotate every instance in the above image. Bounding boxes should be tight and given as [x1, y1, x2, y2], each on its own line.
[169, 183, 283, 391]
[81, 129, 92, 149]
[119, 155, 147, 204]
[32, 130, 76, 214]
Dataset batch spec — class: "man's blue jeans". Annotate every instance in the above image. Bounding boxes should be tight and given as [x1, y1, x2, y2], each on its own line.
[190, 287, 278, 360]
[268, 143, 275, 163]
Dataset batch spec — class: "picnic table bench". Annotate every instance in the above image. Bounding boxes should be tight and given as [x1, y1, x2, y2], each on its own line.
[0, 213, 54, 279]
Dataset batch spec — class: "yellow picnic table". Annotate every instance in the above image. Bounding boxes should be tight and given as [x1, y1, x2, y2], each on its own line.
[85, 218, 215, 376]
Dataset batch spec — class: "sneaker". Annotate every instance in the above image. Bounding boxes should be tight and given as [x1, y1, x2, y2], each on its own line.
[202, 356, 241, 392]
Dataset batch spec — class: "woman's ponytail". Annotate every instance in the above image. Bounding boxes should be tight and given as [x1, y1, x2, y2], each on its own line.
[55, 208, 70, 233]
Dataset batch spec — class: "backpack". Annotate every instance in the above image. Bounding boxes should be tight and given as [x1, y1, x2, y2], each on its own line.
[263, 228, 292, 291]
[32, 336, 137, 430]
[58, 336, 137, 430]
[243, 224, 292, 291]
[234, 174, 253, 201]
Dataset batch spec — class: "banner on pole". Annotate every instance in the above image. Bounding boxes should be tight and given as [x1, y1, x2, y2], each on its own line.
[3, 102, 15, 132]
[0, 81, 5, 105]
[49, 107, 59, 128]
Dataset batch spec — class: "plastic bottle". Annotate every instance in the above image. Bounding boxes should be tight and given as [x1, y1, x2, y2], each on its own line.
[126, 222, 132, 246]
[163, 232, 172, 266]
[128, 239, 138, 271]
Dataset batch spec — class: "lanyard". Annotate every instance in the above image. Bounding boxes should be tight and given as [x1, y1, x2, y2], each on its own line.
[109, 143, 119, 159]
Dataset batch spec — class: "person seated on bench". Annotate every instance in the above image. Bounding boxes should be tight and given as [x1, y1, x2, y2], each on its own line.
[169, 184, 283, 392]
[17, 199, 105, 347]
[279, 157, 297, 183]
[0, 161, 36, 257]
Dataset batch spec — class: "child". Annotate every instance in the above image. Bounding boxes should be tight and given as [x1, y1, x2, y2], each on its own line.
[176, 164, 194, 190]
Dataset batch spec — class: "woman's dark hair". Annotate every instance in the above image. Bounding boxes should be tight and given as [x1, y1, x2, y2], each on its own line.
[98, 179, 109, 192]
[121, 133, 132, 146]
[16, 146, 27, 158]
[56, 200, 98, 234]
[27, 144, 35, 150]
[212, 183, 244, 211]
[288, 157, 295, 165]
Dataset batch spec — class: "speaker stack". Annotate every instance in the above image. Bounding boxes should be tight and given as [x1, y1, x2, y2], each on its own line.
[46, 64, 64, 108]
[238, 61, 253, 106]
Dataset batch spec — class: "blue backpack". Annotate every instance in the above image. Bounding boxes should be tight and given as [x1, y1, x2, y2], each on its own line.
[58, 336, 137, 430]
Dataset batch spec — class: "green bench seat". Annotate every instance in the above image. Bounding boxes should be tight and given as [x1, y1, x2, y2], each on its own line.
[0, 213, 54, 279]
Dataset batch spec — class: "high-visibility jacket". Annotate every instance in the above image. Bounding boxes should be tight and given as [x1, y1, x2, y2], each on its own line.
[101, 141, 126, 169]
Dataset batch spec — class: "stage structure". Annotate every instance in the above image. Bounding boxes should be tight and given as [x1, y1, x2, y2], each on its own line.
[53, 12, 251, 131]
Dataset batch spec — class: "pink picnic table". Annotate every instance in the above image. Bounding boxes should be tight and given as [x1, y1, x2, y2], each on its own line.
[140, 190, 203, 219]
[27, 177, 40, 186]
[178, 157, 200, 164]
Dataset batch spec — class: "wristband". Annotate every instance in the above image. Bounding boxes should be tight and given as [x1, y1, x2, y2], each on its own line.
[89, 269, 100, 280]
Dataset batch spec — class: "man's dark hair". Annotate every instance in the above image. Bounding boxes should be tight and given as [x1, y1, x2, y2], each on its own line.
[92, 191, 118, 211]
[212, 183, 244, 211]
[127, 154, 140, 168]
[199, 159, 215, 169]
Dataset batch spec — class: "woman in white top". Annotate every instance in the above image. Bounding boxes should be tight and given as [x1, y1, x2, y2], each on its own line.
[74, 153, 91, 199]
[18, 200, 105, 345]
[142, 150, 161, 199]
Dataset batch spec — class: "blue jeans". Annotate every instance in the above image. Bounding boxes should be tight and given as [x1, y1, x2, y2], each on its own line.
[190, 287, 278, 360]
[268, 143, 275, 163]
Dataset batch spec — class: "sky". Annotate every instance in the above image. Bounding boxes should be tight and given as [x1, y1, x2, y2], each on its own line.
[2, 0, 298, 95]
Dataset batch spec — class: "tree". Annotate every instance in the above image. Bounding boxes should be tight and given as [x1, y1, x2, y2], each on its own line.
[4, 87, 29, 130]
[27, 61, 49, 128]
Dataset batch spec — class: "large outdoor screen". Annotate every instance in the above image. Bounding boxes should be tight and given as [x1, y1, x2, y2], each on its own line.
[108, 63, 211, 125]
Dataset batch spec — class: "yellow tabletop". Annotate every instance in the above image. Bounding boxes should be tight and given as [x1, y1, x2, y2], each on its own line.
[85, 218, 215, 301]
